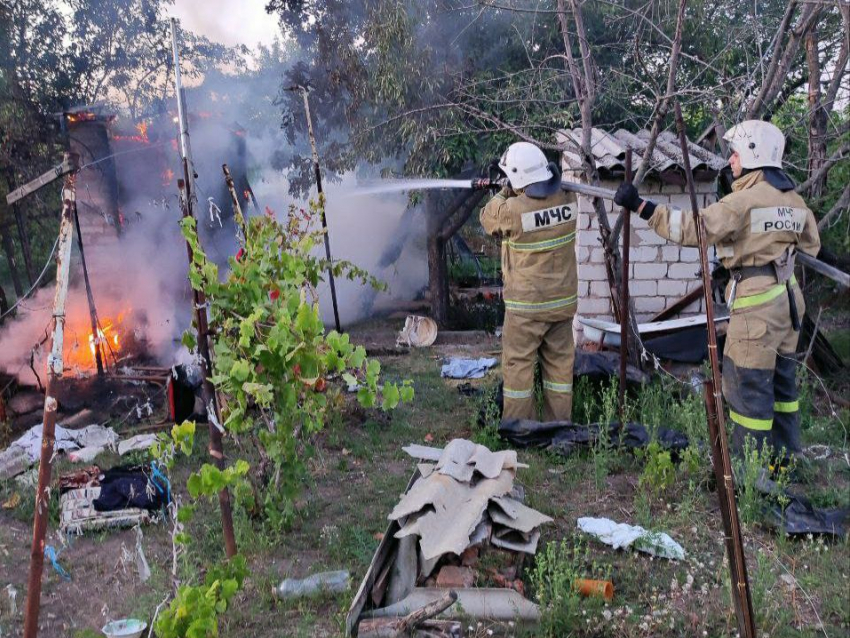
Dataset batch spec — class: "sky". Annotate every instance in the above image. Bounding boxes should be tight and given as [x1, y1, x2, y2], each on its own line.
[166, 0, 281, 50]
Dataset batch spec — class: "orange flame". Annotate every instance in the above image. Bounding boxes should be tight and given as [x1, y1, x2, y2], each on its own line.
[162, 168, 175, 187]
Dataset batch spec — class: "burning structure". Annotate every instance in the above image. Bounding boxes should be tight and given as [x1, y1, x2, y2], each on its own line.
[0, 102, 255, 385]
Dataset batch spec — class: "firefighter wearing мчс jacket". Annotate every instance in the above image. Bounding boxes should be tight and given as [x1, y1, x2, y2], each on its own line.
[614, 121, 821, 465]
[481, 142, 578, 422]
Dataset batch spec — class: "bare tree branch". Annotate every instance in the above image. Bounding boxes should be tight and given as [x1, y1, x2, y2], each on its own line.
[797, 138, 850, 195]
[817, 183, 850, 230]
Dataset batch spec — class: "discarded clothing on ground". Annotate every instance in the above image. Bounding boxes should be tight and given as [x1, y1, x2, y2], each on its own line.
[58, 465, 159, 535]
[577, 516, 685, 560]
[93, 464, 170, 512]
[0, 422, 118, 479]
[573, 350, 650, 386]
[499, 419, 689, 458]
[440, 357, 498, 380]
[753, 472, 848, 539]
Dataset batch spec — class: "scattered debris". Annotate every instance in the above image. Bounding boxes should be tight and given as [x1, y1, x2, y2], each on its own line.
[499, 420, 688, 458]
[117, 434, 158, 456]
[101, 618, 147, 638]
[364, 587, 540, 622]
[0, 421, 118, 478]
[134, 525, 151, 583]
[456, 382, 483, 397]
[574, 578, 614, 602]
[5, 584, 17, 616]
[397, 315, 438, 348]
[358, 590, 460, 638]
[348, 440, 548, 635]
[577, 517, 685, 560]
[2, 492, 21, 510]
[440, 357, 497, 380]
[273, 570, 351, 600]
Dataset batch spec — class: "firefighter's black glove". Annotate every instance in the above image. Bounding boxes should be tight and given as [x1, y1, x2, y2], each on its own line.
[614, 182, 656, 219]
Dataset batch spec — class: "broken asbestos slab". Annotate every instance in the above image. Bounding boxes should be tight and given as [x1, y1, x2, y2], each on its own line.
[363, 587, 540, 622]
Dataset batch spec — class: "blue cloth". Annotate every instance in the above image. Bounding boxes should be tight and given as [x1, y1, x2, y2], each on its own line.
[440, 357, 498, 379]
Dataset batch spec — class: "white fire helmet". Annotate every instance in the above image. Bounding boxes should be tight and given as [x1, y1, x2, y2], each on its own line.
[723, 120, 785, 169]
[499, 142, 553, 190]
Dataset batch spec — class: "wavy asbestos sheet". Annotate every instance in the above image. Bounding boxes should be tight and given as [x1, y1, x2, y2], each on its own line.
[390, 469, 515, 560]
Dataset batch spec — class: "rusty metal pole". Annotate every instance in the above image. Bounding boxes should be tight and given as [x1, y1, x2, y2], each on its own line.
[222, 164, 248, 244]
[674, 102, 756, 638]
[22, 175, 77, 638]
[171, 18, 237, 558]
[72, 204, 104, 375]
[288, 85, 342, 333]
[618, 150, 632, 426]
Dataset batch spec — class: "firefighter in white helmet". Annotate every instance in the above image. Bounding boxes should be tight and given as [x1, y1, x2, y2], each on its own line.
[614, 121, 821, 466]
[481, 142, 578, 422]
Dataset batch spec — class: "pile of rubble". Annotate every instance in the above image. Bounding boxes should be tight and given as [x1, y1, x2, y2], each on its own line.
[347, 439, 552, 636]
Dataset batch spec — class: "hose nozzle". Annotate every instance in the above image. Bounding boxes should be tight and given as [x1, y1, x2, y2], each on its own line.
[471, 178, 506, 191]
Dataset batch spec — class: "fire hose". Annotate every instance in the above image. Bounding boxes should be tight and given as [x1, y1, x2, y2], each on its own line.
[470, 178, 848, 288]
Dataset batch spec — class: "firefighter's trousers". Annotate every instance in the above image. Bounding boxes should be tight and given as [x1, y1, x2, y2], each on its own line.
[502, 312, 575, 422]
[723, 281, 805, 461]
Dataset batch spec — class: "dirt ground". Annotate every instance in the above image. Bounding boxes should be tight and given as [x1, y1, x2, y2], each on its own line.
[1, 319, 848, 638]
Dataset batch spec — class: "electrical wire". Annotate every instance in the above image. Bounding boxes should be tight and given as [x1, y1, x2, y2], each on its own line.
[0, 234, 60, 321]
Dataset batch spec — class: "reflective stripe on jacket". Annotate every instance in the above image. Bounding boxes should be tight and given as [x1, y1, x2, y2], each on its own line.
[481, 188, 578, 321]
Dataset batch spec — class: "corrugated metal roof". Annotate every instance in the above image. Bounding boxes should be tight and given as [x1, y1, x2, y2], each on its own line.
[557, 128, 728, 176]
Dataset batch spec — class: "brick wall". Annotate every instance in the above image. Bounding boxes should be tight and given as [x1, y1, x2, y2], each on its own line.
[563, 171, 719, 343]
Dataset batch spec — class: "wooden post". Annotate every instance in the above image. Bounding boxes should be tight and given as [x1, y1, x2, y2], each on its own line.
[674, 102, 755, 638]
[618, 150, 632, 426]
[222, 164, 248, 244]
[22, 175, 77, 638]
[171, 18, 238, 559]
[287, 85, 342, 333]
[72, 204, 105, 375]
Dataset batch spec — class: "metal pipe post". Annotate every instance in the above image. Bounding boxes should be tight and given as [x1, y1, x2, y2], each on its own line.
[674, 102, 755, 638]
[22, 175, 77, 638]
[618, 150, 632, 426]
[171, 18, 237, 559]
[72, 204, 104, 375]
[294, 86, 342, 333]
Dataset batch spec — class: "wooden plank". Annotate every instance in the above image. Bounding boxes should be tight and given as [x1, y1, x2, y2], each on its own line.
[6, 154, 79, 205]
[798, 252, 849, 288]
[650, 284, 703, 322]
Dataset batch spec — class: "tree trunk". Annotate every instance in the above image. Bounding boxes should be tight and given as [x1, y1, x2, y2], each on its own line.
[427, 192, 452, 325]
[5, 172, 34, 284]
[0, 220, 24, 298]
[805, 28, 827, 200]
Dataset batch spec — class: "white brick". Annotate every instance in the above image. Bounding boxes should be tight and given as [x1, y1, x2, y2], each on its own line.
[635, 313, 655, 323]
[578, 297, 613, 314]
[633, 263, 668, 279]
[668, 194, 694, 210]
[680, 247, 700, 261]
[589, 281, 611, 297]
[578, 228, 601, 249]
[631, 246, 659, 262]
[634, 296, 667, 312]
[578, 196, 597, 214]
[576, 280, 589, 296]
[660, 280, 689, 296]
[579, 263, 609, 281]
[590, 247, 607, 263]
[686, 279, 703, 293]
[636, 229, 666, 246]
[576, 245, 590, 262]
[629, 280, 657, 296]
[661, 245, 680, 261]
[669, 263, 700, 279]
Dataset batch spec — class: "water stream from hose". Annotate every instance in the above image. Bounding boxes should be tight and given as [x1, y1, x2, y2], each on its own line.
[351, 178, 473, 196]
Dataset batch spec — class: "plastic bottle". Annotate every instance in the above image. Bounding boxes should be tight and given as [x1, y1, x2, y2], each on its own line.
[273, 570, 350, 600]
